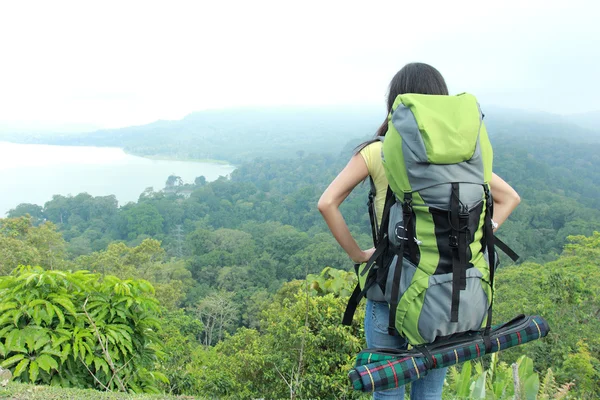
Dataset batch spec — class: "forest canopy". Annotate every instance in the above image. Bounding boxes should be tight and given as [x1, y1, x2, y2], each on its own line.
[1, 107, 600, 398]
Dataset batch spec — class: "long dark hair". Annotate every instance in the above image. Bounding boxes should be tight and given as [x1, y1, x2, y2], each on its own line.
[356, 63, 449, 152]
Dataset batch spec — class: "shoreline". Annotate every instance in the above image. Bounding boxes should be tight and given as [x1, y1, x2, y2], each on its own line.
[135, 153, 234, 166]
[0, 141, 235, 167]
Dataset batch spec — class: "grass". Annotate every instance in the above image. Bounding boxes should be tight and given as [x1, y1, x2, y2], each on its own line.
[0, 382, 197, 400]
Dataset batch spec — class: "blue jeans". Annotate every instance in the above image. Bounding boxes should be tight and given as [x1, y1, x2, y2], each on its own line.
[365, 299, 447, 399]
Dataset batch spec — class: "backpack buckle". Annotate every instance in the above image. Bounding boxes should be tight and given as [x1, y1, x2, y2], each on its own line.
[394, 224, 407, 241]
[368, 192, 375, 203]
[449, 234, 458, 248]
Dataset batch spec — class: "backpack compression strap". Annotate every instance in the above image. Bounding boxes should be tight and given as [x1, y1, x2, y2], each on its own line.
[450, 183, 469, 323]
[481, 185, 521, 351]
[494, 236, 519, 262]
[342, 187, 395, 326]
[482, 185, 496, 353]
[387, 192, 413, 335]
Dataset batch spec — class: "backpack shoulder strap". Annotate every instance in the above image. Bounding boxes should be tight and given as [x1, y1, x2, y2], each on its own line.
[368, 176, 379, 246]
[482, 185, 496, 352]
[342, 186, 395, 326]
[366, 136, 385, 247]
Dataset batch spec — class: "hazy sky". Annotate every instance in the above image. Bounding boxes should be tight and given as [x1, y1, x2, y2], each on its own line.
[1, 0, 598, 130]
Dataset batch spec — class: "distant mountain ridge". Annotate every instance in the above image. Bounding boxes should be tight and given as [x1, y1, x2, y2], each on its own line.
[7, 106, 383, 163]
[460, 106, 600, 151]
[3, 105, 599, 164]
[565, 110, 600, 132]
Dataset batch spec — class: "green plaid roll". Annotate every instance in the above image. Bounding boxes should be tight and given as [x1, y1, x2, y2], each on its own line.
[349, 315, 550, 392]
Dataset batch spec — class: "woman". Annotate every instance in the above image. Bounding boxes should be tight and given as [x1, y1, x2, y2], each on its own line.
[318, 63, 520, 399]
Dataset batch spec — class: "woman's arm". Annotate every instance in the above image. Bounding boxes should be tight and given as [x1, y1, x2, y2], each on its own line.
[489, 173, 521, 231]
[318, 154, 374, 263]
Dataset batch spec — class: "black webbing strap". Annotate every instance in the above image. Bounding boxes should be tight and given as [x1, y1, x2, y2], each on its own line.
[416, 344, 436, 370]
[367, 176, 379, 247]
[342, 187, 395, 326]
[450, 183, 462, 323]
[342, 278, 379, 326]
[342, 283, 362, 326]
[343, 281, 379, 326]
[494, 236, 519, 262]
[360, 242, 387, 277]
[387, 252, 404, 336]
[343, 263, 380, 326]
[360, 188, 395, 279]
[378, 187, 395, 241]
[343, 253, 388, 327]
[458, 214, 468, 291]
[403, 193, 418, 264]
[483, 185, 496, 353]
[387, 192, 413, 335]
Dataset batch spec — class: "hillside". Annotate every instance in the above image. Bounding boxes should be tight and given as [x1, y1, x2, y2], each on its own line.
[484, 106, 600, 142]
[5, 104, 600, 165]
[4, 105, 600, 264]
[4, 106, 382, 164]
[565, 110, 600, 132]
[2, 106, 600, 398]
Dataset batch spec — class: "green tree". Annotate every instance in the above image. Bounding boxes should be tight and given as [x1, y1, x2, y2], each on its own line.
[559, 340, 599, 398]
[190, 273, 364, 400]
[194, 176, 206, 186]
[0, 217, 67, 274]
[6, 203, 45, 225]
[75, 239, 194, 309]
[155, 310, 203, 395]
[194, 291, 238, 346]
[117, 203, 164, 240]
[494, 232, 600, 396]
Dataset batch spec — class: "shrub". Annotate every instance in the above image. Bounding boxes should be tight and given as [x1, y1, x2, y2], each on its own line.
[0, 266, 166, 393]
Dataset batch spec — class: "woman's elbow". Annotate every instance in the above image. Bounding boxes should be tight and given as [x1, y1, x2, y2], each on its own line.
[511, 191, 521, 208]
[317, 196, 332, 214]
[318, 192, 342, 215]
[513, 190, 521, 204]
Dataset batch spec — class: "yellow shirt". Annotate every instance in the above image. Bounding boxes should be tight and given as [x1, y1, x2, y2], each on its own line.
[359, 141, 388, 226]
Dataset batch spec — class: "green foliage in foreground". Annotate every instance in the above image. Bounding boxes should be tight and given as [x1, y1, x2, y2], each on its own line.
[494, 233, 600, 397]
[185, 279, 365, 400]
[2, 229, 600, 398]
[0, 267, 166, 393]
[444, 353, 573, 400]
[0, 381, 189, 399]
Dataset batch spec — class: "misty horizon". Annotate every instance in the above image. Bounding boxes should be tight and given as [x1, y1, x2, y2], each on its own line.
[1, 102, 599, 137]
[1, 0, 598, 131]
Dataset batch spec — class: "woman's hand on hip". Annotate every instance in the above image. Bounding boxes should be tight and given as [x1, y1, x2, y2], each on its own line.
[353, 247, 376, 264]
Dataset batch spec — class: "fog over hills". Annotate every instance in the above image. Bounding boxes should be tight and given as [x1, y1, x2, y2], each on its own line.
[1, 105, 598, 164]
[564, 110, 600, 133]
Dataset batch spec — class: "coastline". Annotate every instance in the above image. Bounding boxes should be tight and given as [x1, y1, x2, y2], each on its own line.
[0, 143, 238, 215]
[0, 141, 235, 167]
[124, 151, 234, 166]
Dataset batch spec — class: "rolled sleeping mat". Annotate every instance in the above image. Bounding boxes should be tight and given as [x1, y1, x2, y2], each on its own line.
[349, 314, 550, 392]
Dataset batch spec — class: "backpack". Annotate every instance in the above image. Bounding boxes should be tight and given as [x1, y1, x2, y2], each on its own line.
[343, 93, 518, 347]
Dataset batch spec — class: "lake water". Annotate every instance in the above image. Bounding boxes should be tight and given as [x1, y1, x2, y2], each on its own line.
[0, 142, 236, 216]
